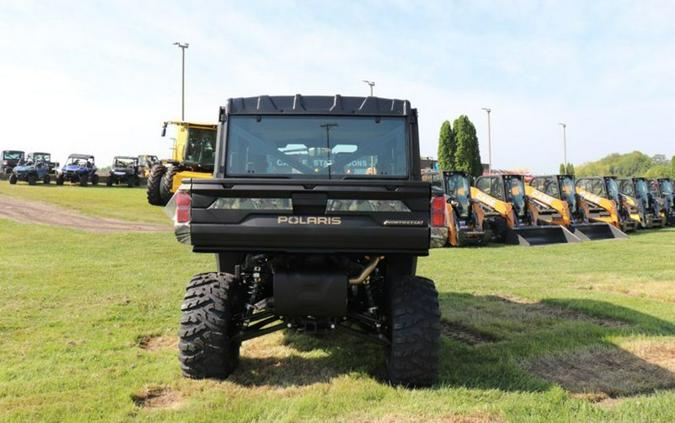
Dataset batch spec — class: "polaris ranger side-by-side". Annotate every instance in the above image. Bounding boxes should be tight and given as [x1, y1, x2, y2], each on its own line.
[167, 95, 440, 387]
[107, 156, 140, 187]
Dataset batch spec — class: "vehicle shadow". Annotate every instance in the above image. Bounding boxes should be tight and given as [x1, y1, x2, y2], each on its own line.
[230, 293, 675, 394]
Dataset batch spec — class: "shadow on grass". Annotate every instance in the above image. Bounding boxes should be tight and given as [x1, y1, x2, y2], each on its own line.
[229, 293, 675, 395]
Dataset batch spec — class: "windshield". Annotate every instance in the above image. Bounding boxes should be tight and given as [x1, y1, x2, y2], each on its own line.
[185, 128, 216, 166]
[114, 158, 137, 168]
[560, 176, 577, 209]
[660, 180, 673, 196]
[635, 179, 649, 199]
[226, 116, 408, 178]
[31, 153, 50, 163]
[505, 176, 526, 216]
[67, 157, 93, 167]
[3, 151, 23, 160]
[446, 174, 471, 217]
[606, 179, 620, 203]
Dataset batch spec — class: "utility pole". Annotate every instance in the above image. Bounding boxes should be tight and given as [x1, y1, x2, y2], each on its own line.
[558, 122, 567, 167]
[481, 107, 492, 172]
[362, 80, 375, 96]
[174, 42, 189, 121]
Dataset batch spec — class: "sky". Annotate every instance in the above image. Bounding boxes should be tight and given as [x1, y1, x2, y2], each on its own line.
[1, 0, 674, 173]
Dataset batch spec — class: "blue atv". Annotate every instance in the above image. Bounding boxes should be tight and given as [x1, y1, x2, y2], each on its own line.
[9, 156, 51, 185]
[56, 154, 99, 186]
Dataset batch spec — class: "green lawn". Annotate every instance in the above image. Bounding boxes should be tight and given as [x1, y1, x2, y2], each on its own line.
[0, 191, 674, 422]
[0, 183, 167, 224]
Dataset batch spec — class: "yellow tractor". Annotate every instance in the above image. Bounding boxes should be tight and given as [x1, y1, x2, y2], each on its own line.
[146, 121, 217, 206]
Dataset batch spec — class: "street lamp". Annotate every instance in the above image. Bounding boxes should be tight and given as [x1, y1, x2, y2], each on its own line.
[362, 80, 375, 96]
[481, 107, 492, 172]
[174, 42, 189, 121]
[558, 122, 567, 167]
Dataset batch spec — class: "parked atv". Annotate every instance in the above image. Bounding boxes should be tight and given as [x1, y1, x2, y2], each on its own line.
[107, 156, 140, 187]
[137, 154, 159, 178]
[1, 150, 24, 175]
[56, 154, 99, 186]
[9, 157, 51, 185]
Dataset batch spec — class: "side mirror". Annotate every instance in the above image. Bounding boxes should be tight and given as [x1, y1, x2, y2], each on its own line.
[161, 122, 168, 137]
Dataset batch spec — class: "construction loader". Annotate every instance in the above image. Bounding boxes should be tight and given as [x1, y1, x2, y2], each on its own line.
[473, 174, 581, 246]
[618, 177, 665, 228]
[528, 175, 627, 240]
[146, 121, 217, 206]
[575, 176, 639, 233]
[651, 178, 675, 226]
[430, 171, 490, 247]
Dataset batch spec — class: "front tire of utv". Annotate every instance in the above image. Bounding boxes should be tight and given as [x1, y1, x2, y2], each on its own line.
[91, 174, 99, 185]
[179, 272, 244, 380]
[9, 174, 17, 184]
[56, 174, 64, 185]
[146, 164, 166, 205]
[79, 175, 88, 187]
[386, 275, 441, 387]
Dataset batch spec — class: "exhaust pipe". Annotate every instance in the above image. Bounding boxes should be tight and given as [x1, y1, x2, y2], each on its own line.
[349, 256, 383, 284]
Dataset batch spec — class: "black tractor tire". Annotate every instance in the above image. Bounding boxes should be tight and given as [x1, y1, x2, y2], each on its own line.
[179, 272, 244, 379]
[9, 174, 17, 184]
[56, 174, 64, 185]
[160, 166, 178, 205]
[91, 174, 99, 185]
[146, 164, 166, 205]
[27, 174, 37, 185]
[43, 174, 50, 184]
[386, 275, 441, 387]
[79, 174, 88, 187]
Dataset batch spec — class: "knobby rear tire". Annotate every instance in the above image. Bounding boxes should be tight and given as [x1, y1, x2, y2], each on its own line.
[146, 164, 166, 205]
[386, 275, 441, 387]
[179, 272, 244, 380]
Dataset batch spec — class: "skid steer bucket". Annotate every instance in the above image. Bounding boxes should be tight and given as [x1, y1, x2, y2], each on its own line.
[571, 222, 628, 241]
[505, 225, 582, 246]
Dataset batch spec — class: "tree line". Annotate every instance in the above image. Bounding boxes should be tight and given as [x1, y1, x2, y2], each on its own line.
[437, 115, 482, 177]
[574, 151, 675, 178]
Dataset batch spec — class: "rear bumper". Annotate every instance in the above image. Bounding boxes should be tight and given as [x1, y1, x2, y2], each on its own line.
[191, 223, 430, 255]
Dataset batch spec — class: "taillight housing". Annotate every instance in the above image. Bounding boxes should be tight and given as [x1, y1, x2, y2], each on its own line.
[431, 196, 447, 227]
[175, 190, 191, 224]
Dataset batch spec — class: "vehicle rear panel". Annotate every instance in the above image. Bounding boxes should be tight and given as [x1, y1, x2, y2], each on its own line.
[187, 179, 430, 255]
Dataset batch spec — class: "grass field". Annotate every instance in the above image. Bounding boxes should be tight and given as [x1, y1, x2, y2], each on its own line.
[0, 187, 674, 422]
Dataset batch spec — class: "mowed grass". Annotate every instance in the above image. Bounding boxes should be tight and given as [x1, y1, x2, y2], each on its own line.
[0, 183, 167, 224]
[1, 190, 674, 421]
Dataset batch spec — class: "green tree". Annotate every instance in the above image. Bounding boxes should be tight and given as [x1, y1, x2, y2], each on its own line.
[437, 120, 455, 171]
[672, 155, 675, 177]
[559, 163, 566, 174]
[566, 163, 575, 176]
[452, 115, 482, 177]
[576, 151, 661, 177]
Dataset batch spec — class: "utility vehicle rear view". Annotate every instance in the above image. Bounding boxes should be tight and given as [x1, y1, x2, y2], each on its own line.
[167, 95, 440, 387]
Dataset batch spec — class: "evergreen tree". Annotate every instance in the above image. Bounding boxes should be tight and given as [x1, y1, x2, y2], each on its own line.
[437, 120, 455, 171]
[452, 115, 482, 177]
[559, 163, 566, 174]
[566, 163, 575, 176]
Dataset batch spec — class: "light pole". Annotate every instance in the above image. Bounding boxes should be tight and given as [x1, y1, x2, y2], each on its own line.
[362, 80, 375, 96]
[174, 42, 189, 121]
[481, 107, 492, 172]
[558, 122, 567, 167]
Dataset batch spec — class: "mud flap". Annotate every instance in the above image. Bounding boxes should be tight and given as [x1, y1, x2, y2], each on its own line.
[571, 223, 628, 241]
[505, 225, 582, 246]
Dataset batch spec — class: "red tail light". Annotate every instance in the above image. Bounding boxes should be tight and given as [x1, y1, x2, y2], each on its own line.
[175, 191, 191, 224]
[431, 196, 446, 227]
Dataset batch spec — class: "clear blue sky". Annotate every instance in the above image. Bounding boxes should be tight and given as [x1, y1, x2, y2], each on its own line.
[2, 0, 673, 172]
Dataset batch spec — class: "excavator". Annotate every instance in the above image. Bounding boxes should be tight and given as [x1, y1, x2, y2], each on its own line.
[472, 174, 581, 246]
[527, 175, 627, 240]
[431, 171, 490, 247]
[618, 177, 665, 228]
[575, 176, 639, 232]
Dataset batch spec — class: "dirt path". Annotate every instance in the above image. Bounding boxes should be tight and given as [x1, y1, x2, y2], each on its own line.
[0, 194, 170, 233]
